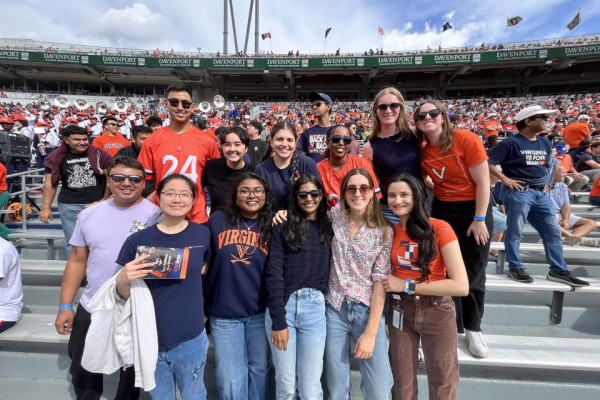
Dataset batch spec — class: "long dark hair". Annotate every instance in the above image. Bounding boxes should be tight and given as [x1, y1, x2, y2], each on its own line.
[388, 174, 436, 282]
[283, 174, 333, 251]
[224, 172, 277, 248]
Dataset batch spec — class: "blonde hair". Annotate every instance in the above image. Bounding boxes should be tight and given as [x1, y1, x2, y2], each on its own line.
[339, 168, 391, 244]
[369, 87, 412, 142]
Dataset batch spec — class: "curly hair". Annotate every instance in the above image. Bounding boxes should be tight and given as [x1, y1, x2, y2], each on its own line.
[224, 172, 277, 248]
[283, 174, 333, 251]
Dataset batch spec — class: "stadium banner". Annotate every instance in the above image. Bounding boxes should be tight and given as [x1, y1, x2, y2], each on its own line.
[1, 45, 599, 68]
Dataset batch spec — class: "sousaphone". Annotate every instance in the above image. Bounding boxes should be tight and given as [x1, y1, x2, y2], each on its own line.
[54, 96, 70, 109]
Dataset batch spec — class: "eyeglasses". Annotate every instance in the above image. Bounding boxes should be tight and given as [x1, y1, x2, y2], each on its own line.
[167, 98, 193, 109]
[330, 135, 352, 145]
[415, 109, 442, 121]
[296, 189, 322, 199]
[160, 191, 193, 201]
[109, 174, 144, 184]
[344, 185, 373, 195]
[237, 187, 265, 197]
[376, 103, 401, 112]
[311, 101, 327, 108]
[105, 123, 118, 127]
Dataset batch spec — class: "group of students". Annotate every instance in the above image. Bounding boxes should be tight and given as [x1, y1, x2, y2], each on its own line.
[54, 83, 595, 400]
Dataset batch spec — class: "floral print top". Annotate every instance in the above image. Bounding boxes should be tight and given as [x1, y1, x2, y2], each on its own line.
[326, 206, 393, 310]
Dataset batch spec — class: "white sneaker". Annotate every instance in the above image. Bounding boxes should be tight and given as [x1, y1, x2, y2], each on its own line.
[465, 329, 489, 358]
[581, 237, 600, 247]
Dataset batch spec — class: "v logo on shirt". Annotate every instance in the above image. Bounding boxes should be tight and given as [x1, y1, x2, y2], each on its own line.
[432, 166, 447, 180]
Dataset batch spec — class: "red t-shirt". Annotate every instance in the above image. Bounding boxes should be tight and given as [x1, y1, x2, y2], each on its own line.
[92, 132, 131, 157]
[316, 155, 381, 208]
[138, 126, 220, 223]
[421, 129, 488, 201]
[0, 162, 7, 192]
[391, 218, 457, 285]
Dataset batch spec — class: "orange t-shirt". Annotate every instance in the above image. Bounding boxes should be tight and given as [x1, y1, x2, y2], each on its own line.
[138, 126, 220, 223]
[484, 120, 502, 138]
[316, 155, 381, 208]
[92, 132, 131, 157]
[590, 175, 600, 197]
[391, 218, 457, 285]
[421, 129, 488, 202]
[0, 162, 7, 192]
[564, 121, 590, 148]
[556, 154, 573, 172]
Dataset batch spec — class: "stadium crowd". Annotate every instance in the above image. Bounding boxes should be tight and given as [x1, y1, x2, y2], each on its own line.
[0, 82, 599, 400]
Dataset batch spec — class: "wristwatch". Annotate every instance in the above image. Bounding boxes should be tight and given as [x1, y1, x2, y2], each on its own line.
[405, 279, 416, 295]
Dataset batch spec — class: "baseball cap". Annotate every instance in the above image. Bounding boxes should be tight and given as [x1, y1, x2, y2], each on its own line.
[514, 105, 558, 123]
[554, 144, 567, 155]
[308, 91, 332, 104]
[488, 112, 498, 117]
[577, 114, 590, 120]
[0, 117, 14, 124]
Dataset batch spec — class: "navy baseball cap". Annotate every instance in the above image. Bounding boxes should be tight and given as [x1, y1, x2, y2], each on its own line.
[309, 91, 332, 104]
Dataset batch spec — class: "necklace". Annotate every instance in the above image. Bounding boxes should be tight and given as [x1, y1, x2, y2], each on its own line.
[241, 218, 259, 231]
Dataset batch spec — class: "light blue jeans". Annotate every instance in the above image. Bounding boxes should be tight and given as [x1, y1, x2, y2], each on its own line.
[265, 288, 326, 400]
[499, 185, 569, 272]
[210, 312, 270, 400]
[324, 299, 393, 400]
[57, 202, 86, 256]
[151, 330, 209, 400]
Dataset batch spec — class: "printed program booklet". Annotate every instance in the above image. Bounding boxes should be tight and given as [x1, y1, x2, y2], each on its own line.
[136, 245, 189, 279]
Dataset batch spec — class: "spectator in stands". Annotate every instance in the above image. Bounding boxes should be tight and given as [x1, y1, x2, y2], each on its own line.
[138, 82, 220, 223]
[0, 161, 24, 246]
[145, 115, 163, 132]
[344, 121, 361, 156]
[115, 173, 210, 399]
[415, 100, 492, 358]
[0, 116, 14, 131]
[116, 124, 152, 159]
[13, 115, 34, 140]
[568, 139, 591, 168]
[202, 127, 254, 214]
[92, 116, 131, 157]
[488, 105, 590, 287]
[554, 143, 589, 191]
[325, 168, 393, 400]
[40, 125, 111, 255]
[255, 121, 320, 209]
[363, 87, 422, 224]
[551, 165, 598, 247]
[0, 236, 22, 334]
[266, 174, 332, 400]
[564, 114, 591, 148]
[381, 173, 468, 400]
[590, 175, 600, 206]
[54, 156, 159, 400]
[246, 120, 268, 167]
[297, 91, 332, 162]
[575, 141, 600, 184]
[484, 112, 501, 145]
[88, 115, 103, 137]
[204, 172, 276, 400]
[316, 124, 380, 208]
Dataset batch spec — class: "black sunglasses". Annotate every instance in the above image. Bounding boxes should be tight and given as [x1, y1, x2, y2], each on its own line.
[296, 189, 323, 199]
[330, 135, 352, 145]
[312, 101, 327, 108]
[167, 98, 193, 109]
[415, 109, 442, 121]
[529, 114, 549, 121]
[376, 103, 401, 112]
[109, 174, 144, 184]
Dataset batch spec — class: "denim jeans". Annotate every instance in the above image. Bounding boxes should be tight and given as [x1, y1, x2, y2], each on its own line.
[324, 300, 393, 400]
[388, 294, 459, 400]
[265, 288, 326, 400]
[210, 313, 270, 400]
[591, 196, 600, 206]
[499, 185, 568, 272]
[58, 202, 86, 256]
[151, 330, 209, 400]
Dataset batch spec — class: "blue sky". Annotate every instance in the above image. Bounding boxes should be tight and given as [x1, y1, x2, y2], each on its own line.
[0, 0, 597, 55]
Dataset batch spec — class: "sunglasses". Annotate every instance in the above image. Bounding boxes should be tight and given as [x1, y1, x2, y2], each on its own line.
[109, 174, 144, 184]
[376, 103, 401, 112]
[296, 189, 323, 199]
[529, 114, 549, 121]
[344, 185, 373, 195]
[415, 109, 442, 121]
[167, 98, 193, 109]
[330, 135, 352, 145]
[312, 101, 327, 108]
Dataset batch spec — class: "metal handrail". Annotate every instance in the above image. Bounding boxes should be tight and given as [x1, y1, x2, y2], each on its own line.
[6, 168, 45, 230]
